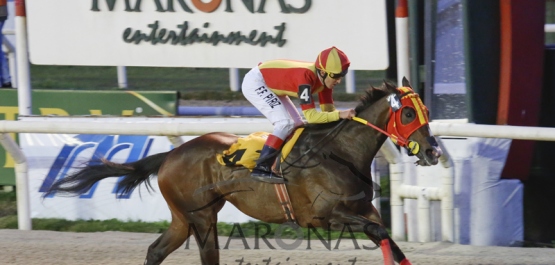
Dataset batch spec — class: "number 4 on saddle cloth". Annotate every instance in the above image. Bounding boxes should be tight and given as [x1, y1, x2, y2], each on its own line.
[216, 128, 305, 172]
[216, 128, 304, 223]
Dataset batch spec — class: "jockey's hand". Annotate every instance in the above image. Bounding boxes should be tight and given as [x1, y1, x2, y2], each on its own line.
[339, 109, 356, 120]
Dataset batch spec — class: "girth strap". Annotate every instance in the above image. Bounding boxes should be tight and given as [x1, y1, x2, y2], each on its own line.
[272, 169, 297, 223]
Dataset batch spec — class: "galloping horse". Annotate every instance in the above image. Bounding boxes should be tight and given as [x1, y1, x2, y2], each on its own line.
[44, 78, 442, 265]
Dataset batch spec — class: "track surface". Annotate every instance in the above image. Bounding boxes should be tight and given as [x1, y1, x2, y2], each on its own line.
[1, 230, 554, 265]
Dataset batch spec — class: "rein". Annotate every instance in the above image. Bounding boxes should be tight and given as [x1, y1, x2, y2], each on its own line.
[279, 120, 347, 171]
[352, 116, 402, 143]
[352, 116, 419, 155]
[282, 87, 428, 168]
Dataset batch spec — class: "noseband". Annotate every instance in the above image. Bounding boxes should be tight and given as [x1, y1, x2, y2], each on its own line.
[353, 87, 429, 155]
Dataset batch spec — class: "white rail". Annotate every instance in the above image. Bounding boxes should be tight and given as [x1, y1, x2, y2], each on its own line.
[390, 122, 555, 243]
[3, 118, 555, 237]
[430, 122, 555, 141]
[0, 117, 273, 136]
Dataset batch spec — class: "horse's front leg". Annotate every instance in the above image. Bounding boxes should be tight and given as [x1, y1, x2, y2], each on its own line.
[328, 203, 412, 265]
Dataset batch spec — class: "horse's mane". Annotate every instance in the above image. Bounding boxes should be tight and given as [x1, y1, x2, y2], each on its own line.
[354, 81, 397, 114]
[303, 80, 397, 131]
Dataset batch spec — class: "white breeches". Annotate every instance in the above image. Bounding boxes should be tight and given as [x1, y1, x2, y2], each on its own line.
[242, 66, 304, 139]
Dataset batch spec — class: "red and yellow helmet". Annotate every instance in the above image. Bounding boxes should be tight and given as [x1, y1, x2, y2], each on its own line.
[315, 46, 350, 79]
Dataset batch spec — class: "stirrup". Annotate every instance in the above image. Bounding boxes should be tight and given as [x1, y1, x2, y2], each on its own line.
[251, 167, 285, 184]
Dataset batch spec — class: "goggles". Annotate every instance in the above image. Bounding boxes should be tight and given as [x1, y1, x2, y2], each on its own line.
[327, 69, 348, 79]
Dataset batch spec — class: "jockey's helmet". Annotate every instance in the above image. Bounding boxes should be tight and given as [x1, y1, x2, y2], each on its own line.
[315, 46, 350, 79]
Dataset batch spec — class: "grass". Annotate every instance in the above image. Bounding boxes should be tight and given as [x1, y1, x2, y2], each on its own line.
[0, 177, 392, 240]
[0, 190, 16, 219]
[0, 190, 381, 241]
[0, 186, 390, 240]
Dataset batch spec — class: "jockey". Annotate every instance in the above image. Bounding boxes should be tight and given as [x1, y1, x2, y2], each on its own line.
[242, 46, 356, 183]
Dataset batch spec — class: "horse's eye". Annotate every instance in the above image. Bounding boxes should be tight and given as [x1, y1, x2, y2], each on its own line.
[405, 111, 414, 118]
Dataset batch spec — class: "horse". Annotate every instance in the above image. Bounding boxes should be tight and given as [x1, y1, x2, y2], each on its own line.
[44, 77, 442, 265]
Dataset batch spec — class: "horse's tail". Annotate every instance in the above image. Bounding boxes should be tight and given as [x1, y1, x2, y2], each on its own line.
[42, 151, 170, 198]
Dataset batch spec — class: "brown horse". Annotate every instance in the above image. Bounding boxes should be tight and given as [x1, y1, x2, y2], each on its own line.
[44, 78, 442, 265]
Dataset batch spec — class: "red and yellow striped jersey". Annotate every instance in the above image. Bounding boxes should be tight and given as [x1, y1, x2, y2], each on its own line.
[258, 60, 340, 123]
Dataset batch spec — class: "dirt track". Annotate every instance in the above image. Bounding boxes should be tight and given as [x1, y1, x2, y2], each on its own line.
[1, 230, 554, 265]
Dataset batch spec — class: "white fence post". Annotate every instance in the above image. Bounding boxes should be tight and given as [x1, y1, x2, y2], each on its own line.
[15, 7, 32, 115]
[396, 0, 411, 85]
[345, 70, 356, 94]
[229, 68, 240, 92]
[117, 66, 128, 89]
[0, 133, 31, 230]
[379, 139, 406, 241]
[371, 159, 381, 215]
[437, 137, 454, 242]
[417, 190, 431, 242]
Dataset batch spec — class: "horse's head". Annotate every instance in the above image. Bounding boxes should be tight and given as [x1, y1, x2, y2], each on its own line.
[354, 77, 442, 166]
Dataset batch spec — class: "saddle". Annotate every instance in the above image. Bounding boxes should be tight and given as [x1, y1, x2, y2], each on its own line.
[216, 129, 305, 224]
[216, 128, 304, 170]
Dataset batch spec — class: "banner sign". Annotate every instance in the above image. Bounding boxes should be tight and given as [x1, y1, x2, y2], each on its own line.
[27, 133, 175, 222]
[26, 0, 389, 70]
[0, 89, 177, 185]
[23, 117, 254, 222]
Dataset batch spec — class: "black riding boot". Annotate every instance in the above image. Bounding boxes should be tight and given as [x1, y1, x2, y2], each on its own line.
[251, 145, 284, 184]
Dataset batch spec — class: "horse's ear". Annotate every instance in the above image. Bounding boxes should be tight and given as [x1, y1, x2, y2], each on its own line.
[383, 79, 397, 92]
[402, 76, 412, 88]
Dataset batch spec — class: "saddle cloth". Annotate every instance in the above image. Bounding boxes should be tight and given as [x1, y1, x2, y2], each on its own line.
[216, 128, 303, 223]
[216, 128, 305, 170]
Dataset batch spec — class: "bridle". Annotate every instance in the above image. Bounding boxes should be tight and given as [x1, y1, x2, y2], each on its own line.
[281, 87, 430, 171]
[353, 87, 429, 155]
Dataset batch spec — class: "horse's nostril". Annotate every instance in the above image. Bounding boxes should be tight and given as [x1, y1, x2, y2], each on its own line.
[433, 146, 443, 157]
[426, 147, 442, 158]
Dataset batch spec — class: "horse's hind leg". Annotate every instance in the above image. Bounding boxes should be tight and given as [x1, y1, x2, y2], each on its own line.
[144, 207, 222, 265]
[186, 206, 224, 265]
[144, 213, 191, 265]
